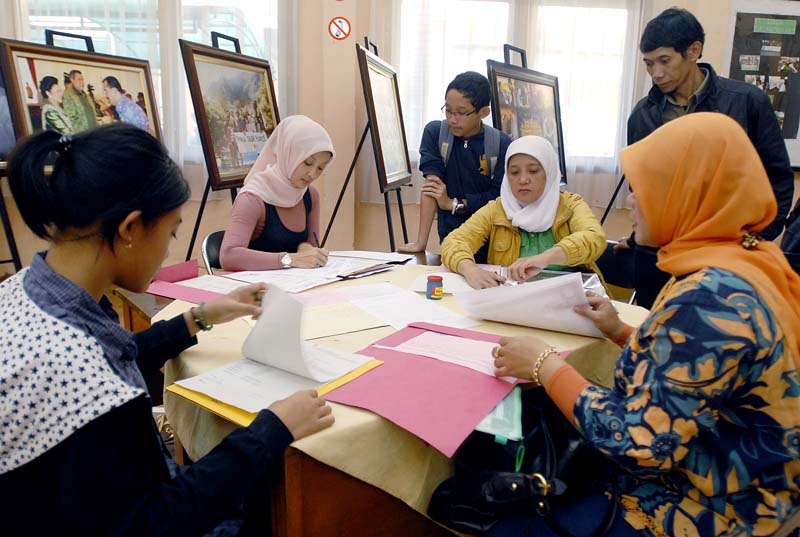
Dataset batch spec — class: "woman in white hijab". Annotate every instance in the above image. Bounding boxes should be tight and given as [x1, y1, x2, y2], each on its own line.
[441, 135, 606, 289]
[220, 115, 335, 271]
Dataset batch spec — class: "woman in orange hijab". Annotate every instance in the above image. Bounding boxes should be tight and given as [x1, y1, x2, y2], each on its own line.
[488, 113, 800, 536]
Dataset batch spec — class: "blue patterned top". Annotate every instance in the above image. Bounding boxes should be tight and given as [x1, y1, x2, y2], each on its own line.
[115, 95, 149, 131]
[574, 267, 800, 536]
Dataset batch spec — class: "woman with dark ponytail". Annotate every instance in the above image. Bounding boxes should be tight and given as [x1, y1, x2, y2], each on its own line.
[0, 124, 334, 536]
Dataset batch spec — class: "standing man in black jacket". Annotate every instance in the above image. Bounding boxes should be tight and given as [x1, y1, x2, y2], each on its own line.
[615, 7, 794, 308]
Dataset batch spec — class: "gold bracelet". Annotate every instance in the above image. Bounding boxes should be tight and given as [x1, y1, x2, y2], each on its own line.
[531, 346, 558, 387]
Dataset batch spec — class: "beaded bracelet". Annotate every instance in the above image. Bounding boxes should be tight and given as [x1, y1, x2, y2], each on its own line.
[531, 346, 558, 387]
[191, 301, 214, 331]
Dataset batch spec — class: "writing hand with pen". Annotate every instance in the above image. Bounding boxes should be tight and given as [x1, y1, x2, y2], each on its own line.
[288, 232, 329, 268]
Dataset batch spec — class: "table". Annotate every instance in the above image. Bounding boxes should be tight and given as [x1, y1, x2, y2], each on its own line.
[159, 264, 649, 536]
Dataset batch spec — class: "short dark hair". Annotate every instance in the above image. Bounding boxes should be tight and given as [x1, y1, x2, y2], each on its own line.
[8, 123, 189, 248]
[103, 75, 123, 92]
[39, 76, 59, 98]
[446, 71, 491, 110]
[639, 8, 705, 57]
[68, 69, 82, 79]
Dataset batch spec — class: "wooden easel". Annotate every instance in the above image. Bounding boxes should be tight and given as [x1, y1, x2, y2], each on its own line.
[322, 37, 409, 251]
[184, 32, 242, 260]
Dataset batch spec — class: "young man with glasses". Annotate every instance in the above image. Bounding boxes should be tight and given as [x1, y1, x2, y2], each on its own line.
[398, 71, 511, 262]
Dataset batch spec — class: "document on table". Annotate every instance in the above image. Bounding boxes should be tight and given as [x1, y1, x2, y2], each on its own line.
[330, 250, 415, 263]
[374, 331, 514, 382]
[340, 283, 478, 329]
[174, 286, 376, 413]
[410, 272, 474, 294]
[456, 272, 602, 337]
[176, 274, 252, 294]
[226, 257, 390, 292]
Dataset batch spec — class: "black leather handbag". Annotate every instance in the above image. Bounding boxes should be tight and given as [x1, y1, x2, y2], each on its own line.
[427, 387, 617, 535]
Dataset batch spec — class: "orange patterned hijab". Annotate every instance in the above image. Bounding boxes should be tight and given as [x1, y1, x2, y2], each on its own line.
[619, 112, 800, 358]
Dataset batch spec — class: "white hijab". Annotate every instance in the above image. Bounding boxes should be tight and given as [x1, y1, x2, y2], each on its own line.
[240, 115, 335, 207]
[500, 135, 561, 233]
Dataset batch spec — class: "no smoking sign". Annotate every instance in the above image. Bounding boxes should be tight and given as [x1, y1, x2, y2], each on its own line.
[328, 16, 351, 41]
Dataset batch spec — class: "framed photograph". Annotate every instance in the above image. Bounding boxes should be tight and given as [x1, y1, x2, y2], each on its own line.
[180, 39, 280, 190]
[0, 38, 160, 141]
[356, 44, 412, 193]
[487, 60, 567, 184]
[0, 69, 16, 162]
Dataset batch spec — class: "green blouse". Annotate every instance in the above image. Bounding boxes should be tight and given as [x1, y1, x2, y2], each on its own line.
[518, 229, 567, 270]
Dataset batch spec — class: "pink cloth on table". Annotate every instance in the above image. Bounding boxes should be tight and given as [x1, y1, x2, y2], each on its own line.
[219, 188, 321, 271]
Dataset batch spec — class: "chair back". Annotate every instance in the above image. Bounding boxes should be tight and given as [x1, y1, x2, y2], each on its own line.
[201, 230, 225, 275]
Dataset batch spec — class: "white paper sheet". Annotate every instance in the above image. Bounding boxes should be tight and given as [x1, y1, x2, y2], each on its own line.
[242, 286, 373, 381]
[226, 257, 384, 292]
[456, 272, 603, 337]
[226, 270, 338, 293]
[340, 283, 478, 330]
[410, 272, 475, 294]
[374, 331, 514, 382]
[175, 359, 320, 413]
[330, 250, 415, 263]
[176, 274, 252, 294]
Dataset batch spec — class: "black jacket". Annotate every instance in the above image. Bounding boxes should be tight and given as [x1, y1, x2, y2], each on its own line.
[627, 63, 794, 240]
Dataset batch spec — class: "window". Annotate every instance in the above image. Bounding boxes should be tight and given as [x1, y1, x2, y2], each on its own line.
[398, 0, 511, 162]
[530, 4, 629, 158]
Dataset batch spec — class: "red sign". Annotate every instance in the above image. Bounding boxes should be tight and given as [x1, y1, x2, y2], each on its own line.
[328, 16, 351, 41]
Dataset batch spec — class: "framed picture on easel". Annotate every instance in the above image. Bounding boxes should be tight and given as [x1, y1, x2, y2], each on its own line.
[487, 59, 567, 184]
[180, 39, 280, 191]
[0, 38, 160, 140]
[356, 43, 412, 193]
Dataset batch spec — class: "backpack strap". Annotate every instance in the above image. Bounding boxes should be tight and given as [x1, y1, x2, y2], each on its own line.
[438, 120, 453, 168]
[483, 125, 500, 179]
[440, 121, 501, 178]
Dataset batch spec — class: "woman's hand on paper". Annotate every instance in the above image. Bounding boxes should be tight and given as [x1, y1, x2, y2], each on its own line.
[493, 335, 561, 380]
[269, 389, 334, 440]
[203, 282, 267, 324]
[508, 247, 566, 282]
[573, 293, 625, 341]
[462, 265, 506, 289]
[290, 247, 329, 268]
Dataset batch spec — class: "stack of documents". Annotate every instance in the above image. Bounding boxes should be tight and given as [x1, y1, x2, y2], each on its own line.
[227, 256, 394, 293]
[169, 286, 380, 415]
[456, 272, 603, 337]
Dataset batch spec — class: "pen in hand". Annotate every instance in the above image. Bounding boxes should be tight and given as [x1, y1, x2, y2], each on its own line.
[313, 232, 321, 248]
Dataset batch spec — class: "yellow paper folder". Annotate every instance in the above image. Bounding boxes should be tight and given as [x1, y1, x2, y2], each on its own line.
[166, 359, 383, 427]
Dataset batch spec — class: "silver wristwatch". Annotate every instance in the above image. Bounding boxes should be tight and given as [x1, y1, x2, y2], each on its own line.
[280, 253, 292, 268]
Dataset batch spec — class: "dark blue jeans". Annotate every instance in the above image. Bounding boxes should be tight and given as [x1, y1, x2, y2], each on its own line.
[483, 493, 644, 536]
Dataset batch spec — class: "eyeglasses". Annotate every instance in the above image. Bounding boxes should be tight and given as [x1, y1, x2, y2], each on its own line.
[441, 104, 477, 119]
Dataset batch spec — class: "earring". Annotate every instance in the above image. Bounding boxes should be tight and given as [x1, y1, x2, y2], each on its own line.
[126, 242, 133, 249]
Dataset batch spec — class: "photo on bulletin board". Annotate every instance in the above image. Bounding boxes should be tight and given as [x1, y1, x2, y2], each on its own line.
[180, 39, 280, 190]
[725, 0, 800, 167]
[486, 60, 567, 184]
[0, 38, 159, 141]
[356, 44, 412, 193]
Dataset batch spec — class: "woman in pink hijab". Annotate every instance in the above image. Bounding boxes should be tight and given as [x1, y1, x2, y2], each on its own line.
[220, 115, 334, 270]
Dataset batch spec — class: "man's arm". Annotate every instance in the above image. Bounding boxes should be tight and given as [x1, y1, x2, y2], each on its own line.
[748, 89, 794, 240]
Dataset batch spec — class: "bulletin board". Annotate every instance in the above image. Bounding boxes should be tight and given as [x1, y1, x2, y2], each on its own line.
[724, 0, 800, 166]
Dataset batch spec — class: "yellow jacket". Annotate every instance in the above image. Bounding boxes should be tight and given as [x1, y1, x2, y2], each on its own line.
[441, 191, 606, 274]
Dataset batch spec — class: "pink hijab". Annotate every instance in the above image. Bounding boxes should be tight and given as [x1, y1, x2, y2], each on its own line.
[240, 115, 335, 207]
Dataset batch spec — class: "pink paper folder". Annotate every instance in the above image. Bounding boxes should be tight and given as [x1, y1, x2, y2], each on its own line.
[324, 322, 517, 457]
[146, 260, 224, 303]
[146, 280, 223, 304]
